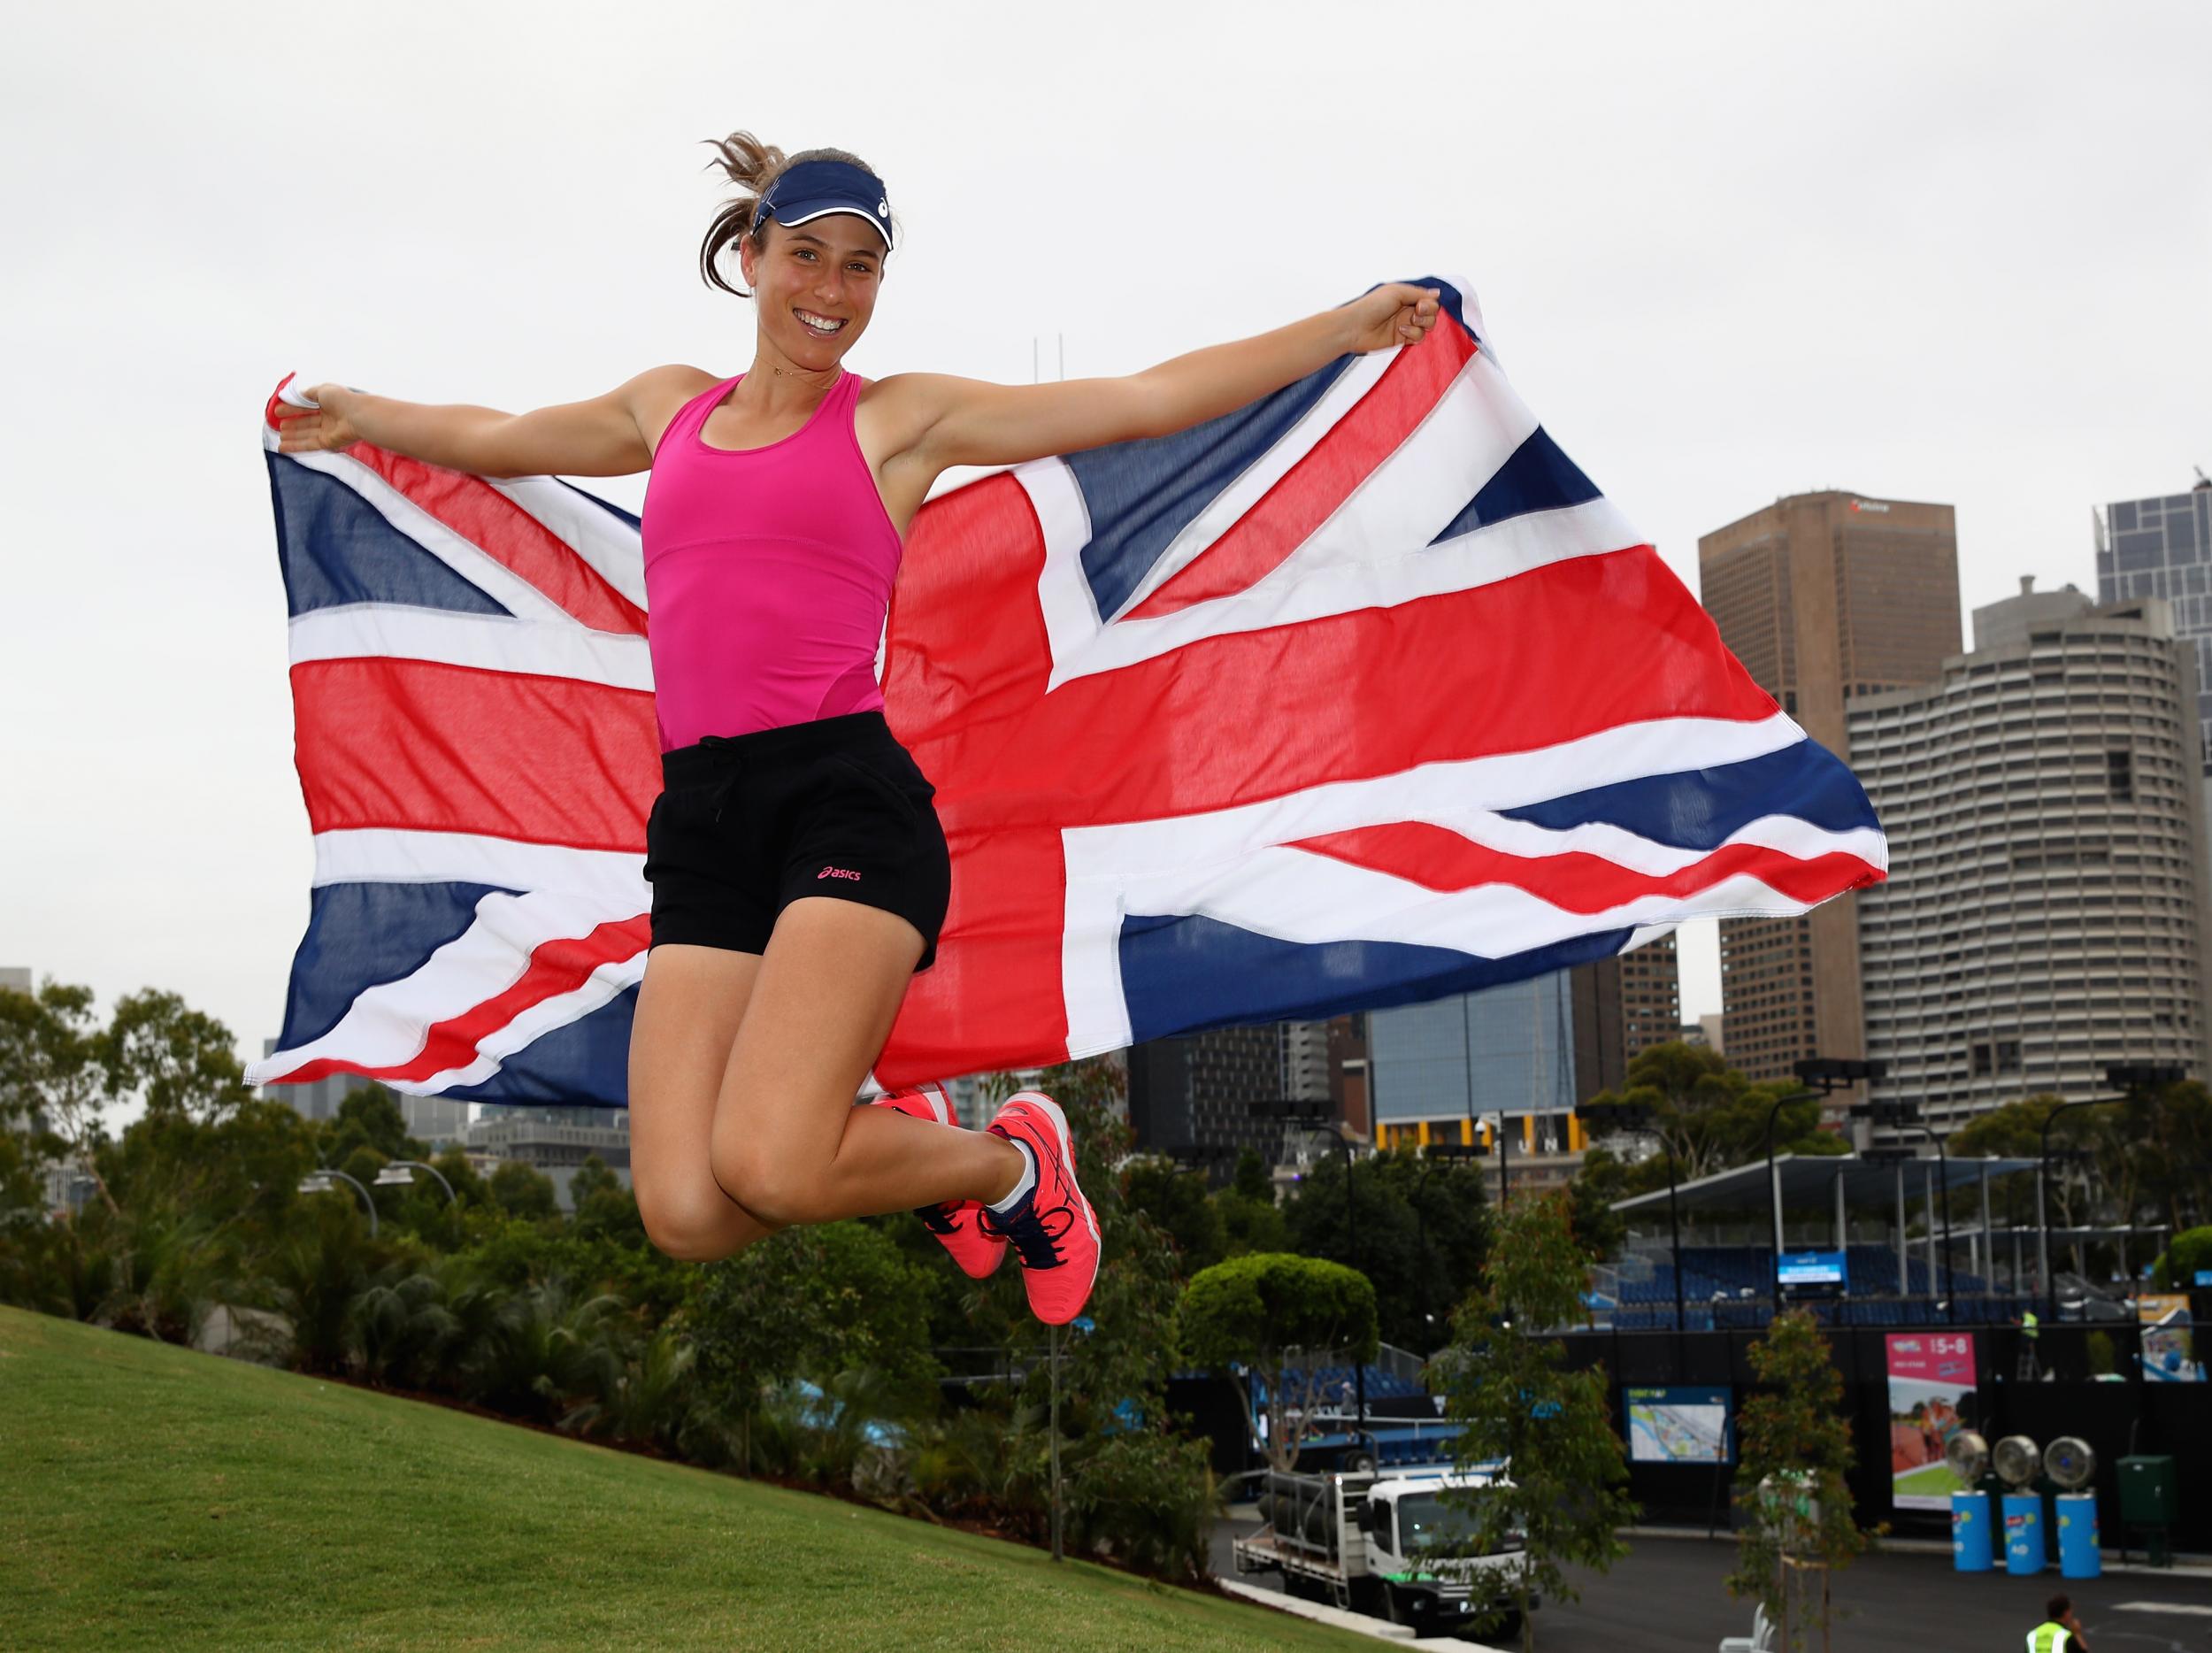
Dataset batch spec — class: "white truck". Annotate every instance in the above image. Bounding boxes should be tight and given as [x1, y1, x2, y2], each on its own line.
[1232, 1464, 1533, 1641]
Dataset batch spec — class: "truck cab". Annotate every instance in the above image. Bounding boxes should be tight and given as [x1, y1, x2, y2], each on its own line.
[1359, 1467, 1531, 1640]
[1233, 1462, 1530, 1641]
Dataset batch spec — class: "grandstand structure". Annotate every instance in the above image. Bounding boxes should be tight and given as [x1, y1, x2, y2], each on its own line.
[1595, 1153, 2165, 1331]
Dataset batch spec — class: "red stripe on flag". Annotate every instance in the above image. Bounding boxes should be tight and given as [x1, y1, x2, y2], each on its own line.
[1288, 821, 1883, 912]
[277, 913, 651, 1086]
[916, 545, 1783, 834]
[876, 476, 1071, 1080]
[1124, 322, 1479, 620]
[292, 657, 659, 850]
[344, 445, 648, 636]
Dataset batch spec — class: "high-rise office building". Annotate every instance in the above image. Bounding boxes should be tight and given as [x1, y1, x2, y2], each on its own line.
[1617, 932, 1683, 1065]
[1369, 973, 1580, 1154]
[1699, 491, 1962, 1094]
[1849, 581, 2212, 1131]
[1126, 1024, 1317, 1159]
[2097, 481, 2212, 772]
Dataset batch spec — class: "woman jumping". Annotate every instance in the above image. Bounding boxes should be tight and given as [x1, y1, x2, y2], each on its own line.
[273, 133, 1440, 1325]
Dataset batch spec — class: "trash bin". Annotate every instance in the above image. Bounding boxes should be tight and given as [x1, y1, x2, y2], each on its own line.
[1952, 1491, 1993, 1572]
[2056, 1493, 2101, 1579]
[2004, 1493, 2045, 1575]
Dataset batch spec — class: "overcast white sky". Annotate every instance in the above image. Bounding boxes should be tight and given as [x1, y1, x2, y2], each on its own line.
[6, 2, 2208, 1125]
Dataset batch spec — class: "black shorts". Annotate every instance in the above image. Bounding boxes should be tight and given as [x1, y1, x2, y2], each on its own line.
[645, 711, 951, 970]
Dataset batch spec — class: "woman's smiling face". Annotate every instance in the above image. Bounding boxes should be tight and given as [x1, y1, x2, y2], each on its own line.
[740, 215, 887, 368]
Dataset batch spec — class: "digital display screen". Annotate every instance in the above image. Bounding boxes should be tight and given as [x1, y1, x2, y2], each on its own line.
[1777, 1250, 1848, 1288]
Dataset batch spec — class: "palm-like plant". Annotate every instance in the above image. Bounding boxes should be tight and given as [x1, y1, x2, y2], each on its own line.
[230, 1197, 381, 1372]
[82, 1196, 228, 1346]
[352, 1265, 462, 1390]
[561, 1321, 703, 1455]
[459, 1272, 628, 1425]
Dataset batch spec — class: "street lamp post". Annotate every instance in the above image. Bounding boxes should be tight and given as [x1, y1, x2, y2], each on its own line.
[372, 1159, 457, 1203]
[297, 1167, 379, 1237]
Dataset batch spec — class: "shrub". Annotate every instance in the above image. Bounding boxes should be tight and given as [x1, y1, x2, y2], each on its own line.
[1064, 1428, 1221, 1580]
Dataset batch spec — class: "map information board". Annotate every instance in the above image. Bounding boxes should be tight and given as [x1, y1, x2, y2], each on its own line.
[1624, 1386, 1732, 1465]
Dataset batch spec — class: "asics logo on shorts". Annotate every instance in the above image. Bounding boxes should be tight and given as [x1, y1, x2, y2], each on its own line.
[818, 865, 861, 880]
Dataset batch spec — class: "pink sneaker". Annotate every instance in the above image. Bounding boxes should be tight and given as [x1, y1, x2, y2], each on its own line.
[977, 1091, 1102, 1326]
[870, 1083, 1006, 1280]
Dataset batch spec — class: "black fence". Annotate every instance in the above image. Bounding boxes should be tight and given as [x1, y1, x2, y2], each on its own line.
[1174, 1319, 2210, 1554]
[1555, 1322, 2210, 1552]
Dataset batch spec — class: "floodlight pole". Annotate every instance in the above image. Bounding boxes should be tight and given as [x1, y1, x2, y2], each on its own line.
[1762, 1092, 1815, 1317]
[1896, 1124, 1954, 1324]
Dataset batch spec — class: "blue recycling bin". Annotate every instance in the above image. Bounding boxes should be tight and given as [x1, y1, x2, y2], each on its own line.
[2057, 1493, 2101, 1579]
[1952, 1491, 1993, 1572]
[2004, 1494, 2046, 1574]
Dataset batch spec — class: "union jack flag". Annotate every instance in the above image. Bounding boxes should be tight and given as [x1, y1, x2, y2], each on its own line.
[247, 278, 1886, 1102]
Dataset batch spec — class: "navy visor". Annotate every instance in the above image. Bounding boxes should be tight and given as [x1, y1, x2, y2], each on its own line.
[753, 159, 893, 250]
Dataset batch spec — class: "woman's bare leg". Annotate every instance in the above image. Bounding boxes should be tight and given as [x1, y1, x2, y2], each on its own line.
[628, 942, 781, 1261]
[708, 896, 1025, 1227]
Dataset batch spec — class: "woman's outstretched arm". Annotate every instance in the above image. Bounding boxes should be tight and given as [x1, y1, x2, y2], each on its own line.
[272, 363, 708, 478]
[883, 282, 1441, 477]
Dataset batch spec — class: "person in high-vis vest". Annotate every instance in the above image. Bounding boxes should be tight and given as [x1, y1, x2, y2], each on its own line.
[2028, 1592, 2088, 1651]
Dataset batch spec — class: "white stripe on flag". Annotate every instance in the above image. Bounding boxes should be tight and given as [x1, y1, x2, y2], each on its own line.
[288, 606, 656, 689]
[247, 886, 645, 1088]
[309, 828, 649, 901]
[1055, 717, 1867, 1055]
[482, 474, 649, 613]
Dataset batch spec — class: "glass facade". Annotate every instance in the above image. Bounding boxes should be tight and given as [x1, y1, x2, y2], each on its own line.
[2098, 487, 2212, 771]
[1368, 973, 1578, 1136]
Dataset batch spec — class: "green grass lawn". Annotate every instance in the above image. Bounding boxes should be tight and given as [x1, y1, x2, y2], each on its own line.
[0, 1305, 1363, 1651]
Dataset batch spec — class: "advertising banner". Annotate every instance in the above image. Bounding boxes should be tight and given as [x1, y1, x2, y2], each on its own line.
[1886, 1332, 1977, 1511]
[2139, 1294, 2201, 1382]
[1624, 1386, 1732, 1465]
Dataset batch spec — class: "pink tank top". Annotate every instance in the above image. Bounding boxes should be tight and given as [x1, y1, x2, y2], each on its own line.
[641, 370, 903, 752]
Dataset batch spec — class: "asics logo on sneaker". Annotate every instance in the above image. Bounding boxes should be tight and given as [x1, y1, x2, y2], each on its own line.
[818, 865, 861, 880]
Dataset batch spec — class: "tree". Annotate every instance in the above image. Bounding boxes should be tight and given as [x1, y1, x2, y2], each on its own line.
[487, 1160, 559, 1220]
[687, 1218, 945, 1472]
[1122, 1155, 1225, 1272]
[323, 1085, 421, 1165]
[1726, 1309, 1869, 1651]
[570, 1154, 647, 1247]
[1567, 1144, 1631, 1261]
[0, 980, 118, 1214]
[1432, 1192, 1634, 1651]
[1217, 1149, 1288, 1257]
[1181, 1251, 1377, 1472]
[2153, 1225, 2212, 1290]
[1281, 1148, 1486, 1351]
[1582, 1042, 1843, 1193]
[99, 989, 254, 1126]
